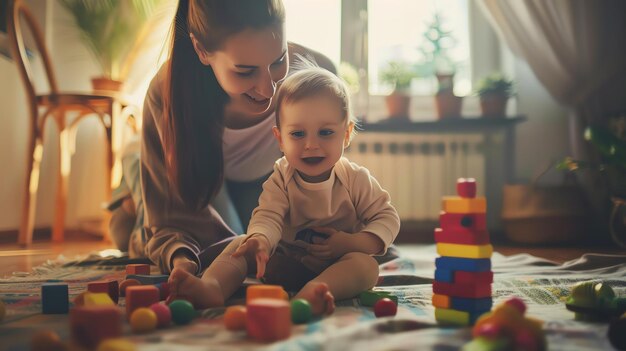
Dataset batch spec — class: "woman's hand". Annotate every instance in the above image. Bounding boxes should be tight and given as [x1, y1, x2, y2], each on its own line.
[305, 227, 354, 260]
[231, 234, 271, 279]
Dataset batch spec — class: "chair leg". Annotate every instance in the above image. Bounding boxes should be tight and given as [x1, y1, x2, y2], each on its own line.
[19, 139, 44, 246]
[52, 129, 71, 243]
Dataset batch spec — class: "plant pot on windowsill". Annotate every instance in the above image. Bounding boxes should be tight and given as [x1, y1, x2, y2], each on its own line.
[480, 93, 508, 118]
[91, 76, 124, 93]
[435, 90, 463, 119]
[385, 90, 411, 119]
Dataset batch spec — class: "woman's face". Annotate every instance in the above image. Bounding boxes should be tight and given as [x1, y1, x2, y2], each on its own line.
[193, 24, 288, 116]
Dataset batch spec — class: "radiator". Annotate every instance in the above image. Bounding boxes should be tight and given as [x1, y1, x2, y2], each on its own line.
[344, 133, 486, 221]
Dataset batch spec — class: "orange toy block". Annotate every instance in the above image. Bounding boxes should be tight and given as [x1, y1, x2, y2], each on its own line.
[246, 298, 292, 342]
[454, 271, 494, 284]
[433, 281, 492, 299]
[87, 280, 119, 304]
[434, 228, 490, 245]
[70, 306, 122, 349]
[125, 285, 160, 318]
[432, 294, 450, 308]
[126, 264, 151, 275]
[439, 211, 487, 231]
[246, 285, 288, 304]
[442, 197, 486, 214]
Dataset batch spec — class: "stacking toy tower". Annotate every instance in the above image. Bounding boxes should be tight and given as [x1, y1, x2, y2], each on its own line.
[432, 178, 493, 326]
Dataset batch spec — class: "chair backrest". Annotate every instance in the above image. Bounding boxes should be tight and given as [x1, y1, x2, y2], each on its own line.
[7, 0, 59, 107]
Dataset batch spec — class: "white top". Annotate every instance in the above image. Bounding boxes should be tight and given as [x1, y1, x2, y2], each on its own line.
[246, 157, 400, 255]
[222, 113, 283, 182]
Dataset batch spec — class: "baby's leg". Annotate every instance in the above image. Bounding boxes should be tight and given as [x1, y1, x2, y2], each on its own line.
[168, 237, 249, 309]
[295, 252, 379, 315]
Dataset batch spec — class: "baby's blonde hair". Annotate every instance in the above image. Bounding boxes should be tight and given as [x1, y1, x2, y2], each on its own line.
[275, 66, 357, 141]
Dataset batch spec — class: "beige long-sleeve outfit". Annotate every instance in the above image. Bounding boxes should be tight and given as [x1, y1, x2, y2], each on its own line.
[246, 156, 400, 257]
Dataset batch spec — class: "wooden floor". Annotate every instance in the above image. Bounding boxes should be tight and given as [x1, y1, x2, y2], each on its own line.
[1, 235, 625, 277]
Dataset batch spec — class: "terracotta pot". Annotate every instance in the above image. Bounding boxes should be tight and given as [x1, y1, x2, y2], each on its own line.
[385, 91, 411, 118]
[435, 91, 463, 119]
[91, 77, 124, 92]
[480, 93, 508, 117]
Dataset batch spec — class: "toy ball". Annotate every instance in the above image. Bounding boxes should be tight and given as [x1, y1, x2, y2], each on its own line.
[504, 297, 527, 315]
[96, 338, 136, 351]
[374, 298, 397, 318]
[224, 305, 247, 330]
[130, 307, 158, 333]
[169, 299, 196, 325]
[150, 302, 172, 328]
[291, 299, 313, 324]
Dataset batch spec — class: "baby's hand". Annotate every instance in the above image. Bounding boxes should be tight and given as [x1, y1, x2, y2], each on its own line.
[306, 227, 353, 260]
[231, 234, 271, 279]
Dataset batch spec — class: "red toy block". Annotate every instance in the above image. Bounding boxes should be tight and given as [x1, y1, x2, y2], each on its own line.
[434, 228, 490, 245]
[70, 306, 122, 348]
[440, 212, 486, 231]
[126, 264, 151, 275]
[87, 280, 119, 304]
[454, 271, 494, 284]
[247, 298, 292, 342]
[433, 281, 492, 299]
[125, 285, 160, 318]
[457, 178, 477, 198]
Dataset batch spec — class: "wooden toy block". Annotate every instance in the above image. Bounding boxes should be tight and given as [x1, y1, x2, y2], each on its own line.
[451, 297, 493, 313]
[440, 212, 487, 231]
[119, 279, 141, 297]
[437, 243, 493, 259]
[434, 269, 454, 283]
[125, 274, 168, 285]
[70, 306, 122, 348]
[155, 282, 170, 300]
[87, 280, 119, 304]
[84, 292, 115, 306]
[456, 178, 477, 198]
[435, 257, 491, 272]
[434, 227, 490, 245]
[435, 308, 488, 326]
[433, 281, 492, 299]
[432, 294, 450, 308]
[454, 271, 494, 284]
[442, 196, 487, 214]
[125, 285, 160, 317]
[247, 298, 292, 342]
[359, 290, 398, 307]
[126, 264, 151, 275]
[41, 283, 69, 314]
[224, 305, 247, 330]
[246, 285, 288, 303]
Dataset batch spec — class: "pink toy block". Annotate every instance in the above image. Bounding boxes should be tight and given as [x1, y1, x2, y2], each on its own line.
[457, 178, 477, 198]
[433, 281, 492, 299]
[439, 212, 486, 231]
[434, 228, 490, 245]
[87, 280, 119, 304]
[454, 271, 494, 284]
[126, 264, 151, 275]
[247, 298, 292, 342]
[70, 306, 122, 348]
[125, 285, 160, 318]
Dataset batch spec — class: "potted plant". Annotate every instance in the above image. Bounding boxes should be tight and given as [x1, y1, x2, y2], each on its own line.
[59, 0, 165, 91]
[379, 60, 416, 119]
[476, 73, 514, 117]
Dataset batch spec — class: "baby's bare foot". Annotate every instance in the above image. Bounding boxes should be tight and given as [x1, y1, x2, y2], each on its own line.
[295, 282, 335, 316]
[167, 268, 224, 309]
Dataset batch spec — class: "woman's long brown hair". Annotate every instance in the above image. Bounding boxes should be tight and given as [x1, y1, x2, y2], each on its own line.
[163, 0, 284, 211]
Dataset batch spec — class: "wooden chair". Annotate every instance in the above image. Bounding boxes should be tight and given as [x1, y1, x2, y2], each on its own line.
[7, 0, 117, 245]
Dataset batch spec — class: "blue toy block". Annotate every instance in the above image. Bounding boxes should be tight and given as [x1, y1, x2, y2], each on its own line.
[451, 297, 493, 313]
[41, 283, 69, 314]
[434, 269, 454, 283]
[125, 274, 168, 285]
[435, 257, 491, 272]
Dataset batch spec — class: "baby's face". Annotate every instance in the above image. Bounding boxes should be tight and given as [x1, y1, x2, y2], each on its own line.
[273, 93, 351, 183]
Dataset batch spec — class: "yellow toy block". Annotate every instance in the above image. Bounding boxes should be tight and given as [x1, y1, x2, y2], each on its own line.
[435, 308, 470, 326]
[437, 243, 493, 259]
[432, 294, 450, 308]
[442, 196, 487, 214]
[83, 292, 115, 306]
[246, 285, 288, 304]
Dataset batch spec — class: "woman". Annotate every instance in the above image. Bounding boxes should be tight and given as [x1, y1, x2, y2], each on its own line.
[109, 0, 335, 274]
